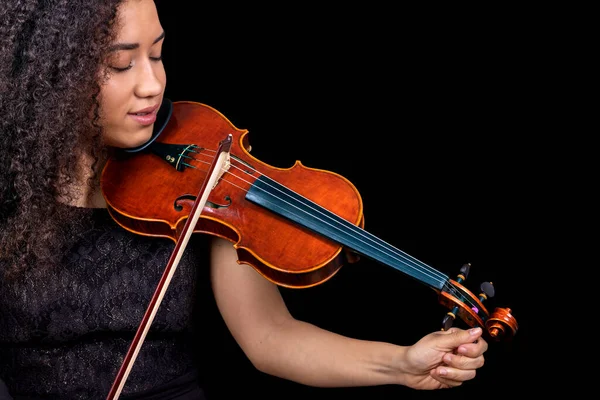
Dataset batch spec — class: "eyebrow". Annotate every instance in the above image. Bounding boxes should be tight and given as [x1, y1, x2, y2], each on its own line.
[109, 31, 165, 52]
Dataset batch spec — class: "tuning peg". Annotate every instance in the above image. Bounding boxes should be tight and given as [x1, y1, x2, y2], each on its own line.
[441, 312, 455, 331]
[439, 266, 518, 341]
[441, 263, 472, 331]
[479, 281, 495, 302]
[458, 263, 470, 281]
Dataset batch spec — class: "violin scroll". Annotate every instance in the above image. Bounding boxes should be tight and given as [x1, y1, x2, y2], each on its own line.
[438, 263, 518, 341]
[486, 307, 518, 341]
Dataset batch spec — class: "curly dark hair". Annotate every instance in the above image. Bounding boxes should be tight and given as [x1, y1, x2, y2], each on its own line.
[0, 0, 126, 279]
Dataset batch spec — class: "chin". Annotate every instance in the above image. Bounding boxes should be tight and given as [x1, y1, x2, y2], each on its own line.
[128, 134, 153, 148]
[105, 127, 154, 149]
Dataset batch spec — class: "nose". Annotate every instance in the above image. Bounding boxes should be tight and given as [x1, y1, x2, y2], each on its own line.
[135, 59, 165, 98]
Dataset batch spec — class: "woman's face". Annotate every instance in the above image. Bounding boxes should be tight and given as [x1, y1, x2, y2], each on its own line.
[99, 0, 166, 149]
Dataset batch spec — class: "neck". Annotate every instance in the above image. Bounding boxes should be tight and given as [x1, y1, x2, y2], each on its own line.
[58, 148, 109, 208]
[86, 185, 108, 208]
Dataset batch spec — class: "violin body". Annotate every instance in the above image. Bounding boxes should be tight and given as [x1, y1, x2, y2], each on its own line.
[101, 101, 364, 288]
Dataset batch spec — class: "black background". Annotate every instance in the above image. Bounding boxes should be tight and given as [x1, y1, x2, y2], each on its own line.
[155, 2, 539, 399]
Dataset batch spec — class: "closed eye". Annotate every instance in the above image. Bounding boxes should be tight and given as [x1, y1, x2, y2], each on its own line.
[110, 63, 133, 72]
[110, 56, 162, 72]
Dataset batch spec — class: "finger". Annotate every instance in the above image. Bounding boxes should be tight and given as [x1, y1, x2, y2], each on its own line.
[456, 336, 489, 357]
[443, 351, 485, 371]
[441, 326, 484, 350]
[430, 365, 477, 387]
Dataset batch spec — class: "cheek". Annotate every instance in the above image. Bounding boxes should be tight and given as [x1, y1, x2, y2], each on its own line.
[158, 66, 167, 88]
[98, 82, 126, 146]
[100, 81, 127, 118]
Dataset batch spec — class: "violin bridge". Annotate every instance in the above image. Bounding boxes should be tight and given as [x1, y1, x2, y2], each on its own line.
[213, 151, 231, 189]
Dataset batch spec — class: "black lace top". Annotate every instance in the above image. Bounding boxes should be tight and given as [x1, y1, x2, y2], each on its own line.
[0, 205, 210, 399]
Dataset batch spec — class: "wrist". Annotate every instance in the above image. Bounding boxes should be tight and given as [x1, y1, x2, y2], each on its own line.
[365, 342, 412, 386]
[389, 344, 412, 386]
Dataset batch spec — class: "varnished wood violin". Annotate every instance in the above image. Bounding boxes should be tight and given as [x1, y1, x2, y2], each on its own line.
[101, 99, 518, 398]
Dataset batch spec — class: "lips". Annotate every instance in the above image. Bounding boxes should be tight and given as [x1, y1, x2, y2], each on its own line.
[128, 104, 159, 126]
[131, 104, 159, 114]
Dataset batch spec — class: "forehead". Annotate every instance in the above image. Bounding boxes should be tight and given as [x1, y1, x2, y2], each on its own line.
[115, 0, 162, 40]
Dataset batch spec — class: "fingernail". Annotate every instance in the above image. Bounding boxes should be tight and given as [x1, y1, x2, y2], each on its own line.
[438, 367, 447, 376]
[444, 353, 453, 363]
[469, 327, 481, 335]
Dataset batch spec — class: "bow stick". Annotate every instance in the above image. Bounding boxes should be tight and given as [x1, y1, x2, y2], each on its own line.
[106, 134, 233, 400]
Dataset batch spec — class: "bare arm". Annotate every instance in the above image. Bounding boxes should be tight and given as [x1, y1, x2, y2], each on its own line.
[209, 236, 487, 390]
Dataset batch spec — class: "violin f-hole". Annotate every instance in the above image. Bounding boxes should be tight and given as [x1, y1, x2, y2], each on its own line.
[174, 194, 231, 211]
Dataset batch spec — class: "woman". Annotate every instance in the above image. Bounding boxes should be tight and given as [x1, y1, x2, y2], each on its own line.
[0, 0, 488, 399]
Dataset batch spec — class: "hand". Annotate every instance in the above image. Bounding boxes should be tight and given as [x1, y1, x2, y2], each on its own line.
[401, 327, 488, 390]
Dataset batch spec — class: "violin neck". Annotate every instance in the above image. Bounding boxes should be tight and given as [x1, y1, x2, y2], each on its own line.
[246, 176, 449, 291]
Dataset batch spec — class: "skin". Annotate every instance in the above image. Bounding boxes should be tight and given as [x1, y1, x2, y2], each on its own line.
[95, 0, 489, 390]
[99, 0, 166, 149]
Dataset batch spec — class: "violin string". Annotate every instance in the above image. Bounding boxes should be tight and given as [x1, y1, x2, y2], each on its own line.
[184, 148, 478, 313]
[185, 148, 471, 309]
[190, 149, 450, 285]
[182, 150, 468, 304]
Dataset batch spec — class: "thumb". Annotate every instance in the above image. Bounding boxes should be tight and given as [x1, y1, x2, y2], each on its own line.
[442, 326, 483, 348]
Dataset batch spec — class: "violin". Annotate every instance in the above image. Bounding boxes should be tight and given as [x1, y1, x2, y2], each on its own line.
[101, 99, 518, 398]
